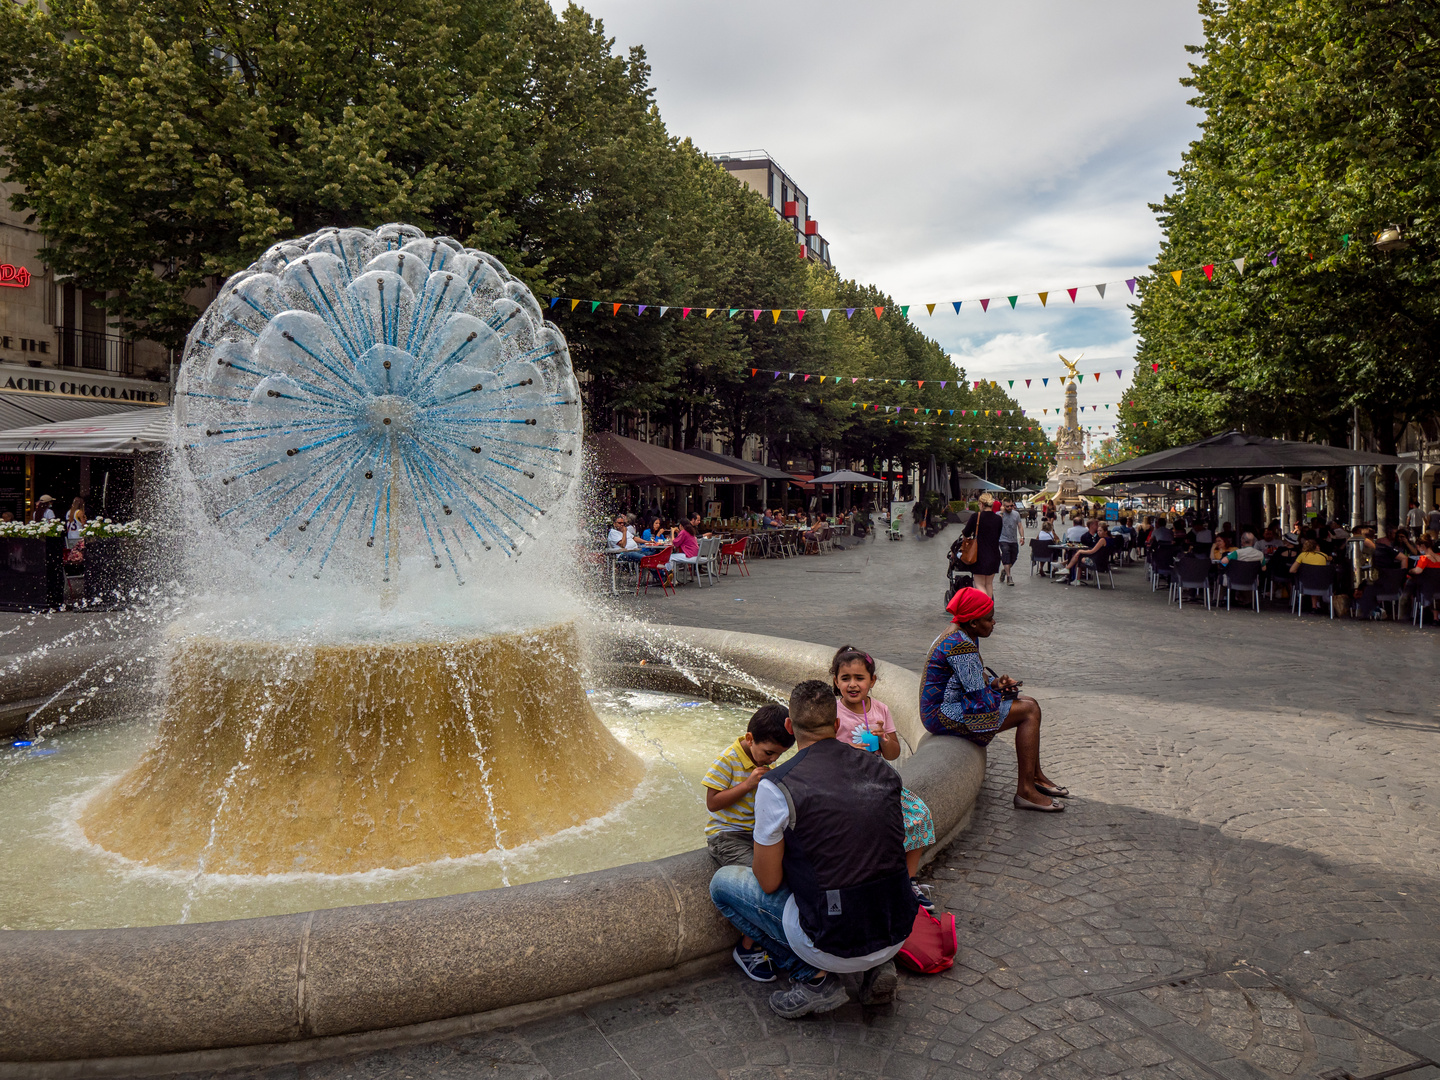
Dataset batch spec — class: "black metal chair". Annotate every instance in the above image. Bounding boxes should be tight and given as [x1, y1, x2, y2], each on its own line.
[1149, 544, 1178, 593]
[1220, 559, 1261, 612]
[1029, 538, 1057, 578]
[1411, 567, 1440, 627]
[1292, 563, 1336, 618]
[1172, 554, 1213, 610]
[1082, 544, 1115, 589]
[1370, 568, 1409, 621]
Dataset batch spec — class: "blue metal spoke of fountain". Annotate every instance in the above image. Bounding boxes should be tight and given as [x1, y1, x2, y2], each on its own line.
[176, 225, 583, 588]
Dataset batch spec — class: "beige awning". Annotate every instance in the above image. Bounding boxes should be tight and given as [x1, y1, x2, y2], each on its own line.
[0, 407, 173, 454]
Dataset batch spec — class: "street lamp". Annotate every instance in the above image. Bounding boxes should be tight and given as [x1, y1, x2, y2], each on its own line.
[1374, 225, 1408, 253]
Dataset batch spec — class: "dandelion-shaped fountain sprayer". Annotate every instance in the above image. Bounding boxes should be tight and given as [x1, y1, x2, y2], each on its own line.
[81, 226, 644, 875]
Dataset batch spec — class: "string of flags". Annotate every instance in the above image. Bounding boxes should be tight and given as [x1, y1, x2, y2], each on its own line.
[749, 369, 1134, 394]
[546, 241, 1351, 326]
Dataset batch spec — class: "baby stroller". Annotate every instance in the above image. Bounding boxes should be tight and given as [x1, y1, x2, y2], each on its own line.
[945, 536, 974, 605]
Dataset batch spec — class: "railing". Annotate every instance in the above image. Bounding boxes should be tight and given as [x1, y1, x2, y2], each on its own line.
[55, 328, 134, 375]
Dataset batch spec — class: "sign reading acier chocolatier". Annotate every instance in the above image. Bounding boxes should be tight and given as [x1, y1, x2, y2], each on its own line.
[1, 374, 164, 402]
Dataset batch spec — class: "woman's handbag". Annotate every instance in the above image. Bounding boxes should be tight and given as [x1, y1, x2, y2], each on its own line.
[958, 535, 978, 565]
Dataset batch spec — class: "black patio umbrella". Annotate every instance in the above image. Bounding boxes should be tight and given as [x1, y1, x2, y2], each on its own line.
[1089, 430, 1405, 512]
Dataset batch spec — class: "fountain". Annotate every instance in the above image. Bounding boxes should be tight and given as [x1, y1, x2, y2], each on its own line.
[79, 225, 644, 874]
[0, 224, 986, 1071]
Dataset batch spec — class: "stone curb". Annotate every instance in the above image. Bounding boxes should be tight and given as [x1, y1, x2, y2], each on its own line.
[0, 627, 983, 1070]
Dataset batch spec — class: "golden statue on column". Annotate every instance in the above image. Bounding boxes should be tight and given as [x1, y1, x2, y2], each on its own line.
[1042, 354, 1095, 506]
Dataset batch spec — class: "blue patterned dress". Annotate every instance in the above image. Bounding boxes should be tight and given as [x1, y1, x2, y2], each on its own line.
[920, 627, 1010, 745]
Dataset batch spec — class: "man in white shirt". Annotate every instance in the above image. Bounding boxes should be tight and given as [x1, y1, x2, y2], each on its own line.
[1231, 533, 1265, 562]
[1064, 519, 1090, 544]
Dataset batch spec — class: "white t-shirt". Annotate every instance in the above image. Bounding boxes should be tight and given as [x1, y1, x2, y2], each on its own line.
[607, 527, 624, 549]
[754, 777, 907, 974]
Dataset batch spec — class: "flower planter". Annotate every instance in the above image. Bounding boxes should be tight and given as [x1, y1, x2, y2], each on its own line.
[0, 537, 65, 611]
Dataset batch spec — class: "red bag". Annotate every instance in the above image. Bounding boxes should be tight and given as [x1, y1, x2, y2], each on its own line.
[895, 905, 957, 974]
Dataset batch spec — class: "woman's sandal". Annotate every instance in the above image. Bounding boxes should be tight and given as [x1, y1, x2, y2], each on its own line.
[1035, 781, 1070, 799]
[1014, 794, 1065, 813]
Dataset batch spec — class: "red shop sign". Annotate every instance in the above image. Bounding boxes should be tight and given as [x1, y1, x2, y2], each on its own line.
[0, 264, 32, 288]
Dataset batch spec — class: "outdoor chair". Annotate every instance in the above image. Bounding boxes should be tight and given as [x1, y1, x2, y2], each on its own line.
[636, 546, 673, 597]
[719, 538, 750, 577]
[1411, 567, 1440, 627]
[1148, 544, 1178, 593]
[1029, 538, 1056, 578]
[1171, 554, 1213, 610]
[1081, 545, 1115, 589]
[1370, 568, 1408, 621]
[1292, 563, 1336, 619]
[694, 536, 722, 586]
[1220, 559, 1261, 612]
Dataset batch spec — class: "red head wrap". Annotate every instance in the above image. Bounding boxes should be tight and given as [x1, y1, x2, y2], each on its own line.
[946, 586, 994, 624]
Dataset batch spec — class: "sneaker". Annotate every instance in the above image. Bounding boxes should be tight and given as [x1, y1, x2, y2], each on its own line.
[911, 878, 936, 912]
[1006, 578, 1015, 586]
[859, 960, 898, 1006]
[732, 945, 777, 983]
[769, 973, 850, 1018]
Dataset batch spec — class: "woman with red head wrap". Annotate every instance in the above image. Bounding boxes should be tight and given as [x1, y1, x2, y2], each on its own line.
[918, 588, 1068, 811]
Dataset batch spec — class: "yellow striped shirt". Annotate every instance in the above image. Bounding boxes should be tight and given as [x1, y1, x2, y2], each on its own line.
[702, 739, 758, 836]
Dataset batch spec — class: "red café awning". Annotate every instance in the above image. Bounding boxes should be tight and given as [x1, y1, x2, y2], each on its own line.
[587, 432, 761, 485]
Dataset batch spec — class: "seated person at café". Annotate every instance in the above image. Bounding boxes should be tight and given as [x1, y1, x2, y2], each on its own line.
[1193, 519, 1215, 544]
[608, 514, 642, 564]
[1258, 528, 1282, 554]
[1289, 539, 1330, 611]
[1062, 523, 1110, 584]
[1037, 518, 1056, 542]
[641, 517, 671, 544]
[1227, 533, 1265, 563]
[1152, 516, 1175, 543]
[1209, 531, 1237, 562]
[1064, 517, 1091, 544]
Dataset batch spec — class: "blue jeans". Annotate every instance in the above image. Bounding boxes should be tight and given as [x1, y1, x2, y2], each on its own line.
[709, 866, 819, 981]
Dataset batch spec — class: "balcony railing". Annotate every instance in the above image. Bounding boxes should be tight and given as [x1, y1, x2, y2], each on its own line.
[56, 328, 134, 375]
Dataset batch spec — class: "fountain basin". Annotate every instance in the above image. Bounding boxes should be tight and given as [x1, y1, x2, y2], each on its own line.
[0, 628, 985, 1074]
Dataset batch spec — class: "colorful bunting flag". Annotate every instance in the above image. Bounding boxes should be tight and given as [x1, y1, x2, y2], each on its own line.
[797, 309, 806, 322]
[1233, 258, 1245, 276]
[1038, 292, 1048, 307]
[1067, 288, 1077, 303]
[1095, 283, 1106, 299]
[846, 308, 856, 320]
[926, 304, 935, 316]
[1007, 296, 1018, 309]
[1169, 270, 1183, 286]
[771, 309, 781, 323]
[1126, 279, 1136, 294]
[637, 305, 647, 315]
[874, 307, 885, 320]
[1202, 264, 1214, 281]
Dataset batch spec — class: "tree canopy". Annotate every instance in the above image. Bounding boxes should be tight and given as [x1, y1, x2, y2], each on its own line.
[0, 0, 1051, 483]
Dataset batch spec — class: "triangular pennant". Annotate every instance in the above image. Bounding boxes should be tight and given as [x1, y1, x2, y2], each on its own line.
[797, 309, 806, 322]
[852, 377, 858, 383]
[549, 297, 559, 308]
[845, 308, 856, 319]
[773, 371, 781, 378]
[1116, 369, 1122, 379]
[1008, 380, 1014, 388]
[682, 307, 691, 319]
[705, 308, 714, 318]
[1152, 362, 1159, 372]
[953, 301, 962, 314]
[917, 380, 924, 389]
[1125, 279, 1136, 293]
[1038, 292, 1048, 307]
[926, 304, 935, 316]
[1169, 270, 1182, 286]
[1095, 283, 1106, 299]
[571, 299, 581, 311]
[751, 368, 757, 377]
[821, 309, 831, 322]
[803, 374, 811, 382]
[660, 306, 670, 318]
[1042, 378, 1049, 386]
[1202, 264, 1214, 281]
[1007, 296, 1018, 308]
[899, 306, 909, 318]
[980, 298, 990, 312]
[974, 381, 981, 390]
[729, 308, 739, 318]
[834, 376, 841, 384]
[1025, 379, 1031, 387]
[590, 301, 601, 313]
[787, 372, 795, 380]
[874, 307, 885, 320]
[1233, 258, 1245, 276]
[613, 303, 623, 315]
[752, 309, 761, 321]
[940, 381, 947, 388]
[1269, 251, 1279, 267]
[1093, 372, 1101, 381]
[637, 305, 647, 315]
[771, 309, 781, 323]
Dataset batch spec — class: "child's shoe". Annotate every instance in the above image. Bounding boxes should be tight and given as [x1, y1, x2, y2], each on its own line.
[732, 945, 777, 982]
[911, 878, 935, 912]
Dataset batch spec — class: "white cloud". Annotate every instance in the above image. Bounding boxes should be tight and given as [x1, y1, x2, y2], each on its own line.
[554, 0, 1203, 396]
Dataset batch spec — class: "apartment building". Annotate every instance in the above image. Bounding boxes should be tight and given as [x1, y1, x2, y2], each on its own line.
[713, 151, 832, 267]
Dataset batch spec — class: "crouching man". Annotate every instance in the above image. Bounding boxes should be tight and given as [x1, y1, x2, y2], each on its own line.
[709, 680, 919, 1017]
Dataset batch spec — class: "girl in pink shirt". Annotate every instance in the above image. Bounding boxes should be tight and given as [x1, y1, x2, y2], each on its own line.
[830, 646, 936, 907]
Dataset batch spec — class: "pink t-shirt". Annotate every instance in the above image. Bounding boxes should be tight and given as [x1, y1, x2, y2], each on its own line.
[834, 696, 895, 750]
[674, 530, 699, 558]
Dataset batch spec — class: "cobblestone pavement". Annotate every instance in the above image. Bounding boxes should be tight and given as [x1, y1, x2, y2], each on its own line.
[162, 530, 1440, 1078]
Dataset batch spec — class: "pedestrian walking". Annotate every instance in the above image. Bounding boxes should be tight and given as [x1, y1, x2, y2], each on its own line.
[997, 498, 1024, 586]
[960, 493, 1002, 596]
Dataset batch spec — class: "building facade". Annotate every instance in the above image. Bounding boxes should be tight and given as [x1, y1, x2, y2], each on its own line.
[713, 151, 832, 267]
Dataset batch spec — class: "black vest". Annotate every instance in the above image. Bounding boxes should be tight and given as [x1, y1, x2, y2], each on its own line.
[767, 737, 918, 958]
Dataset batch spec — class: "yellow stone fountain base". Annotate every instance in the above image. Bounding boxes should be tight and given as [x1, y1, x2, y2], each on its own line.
[80, 623, 645, 875]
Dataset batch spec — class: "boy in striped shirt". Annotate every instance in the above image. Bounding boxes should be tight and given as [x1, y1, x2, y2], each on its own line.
[703, 703, 795, 982]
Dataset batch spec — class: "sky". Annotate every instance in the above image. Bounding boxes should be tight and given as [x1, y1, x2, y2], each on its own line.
[550, 0, 1206, 439]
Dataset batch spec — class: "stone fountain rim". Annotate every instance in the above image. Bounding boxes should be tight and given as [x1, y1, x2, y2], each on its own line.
[0, 625, 986, 1077]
